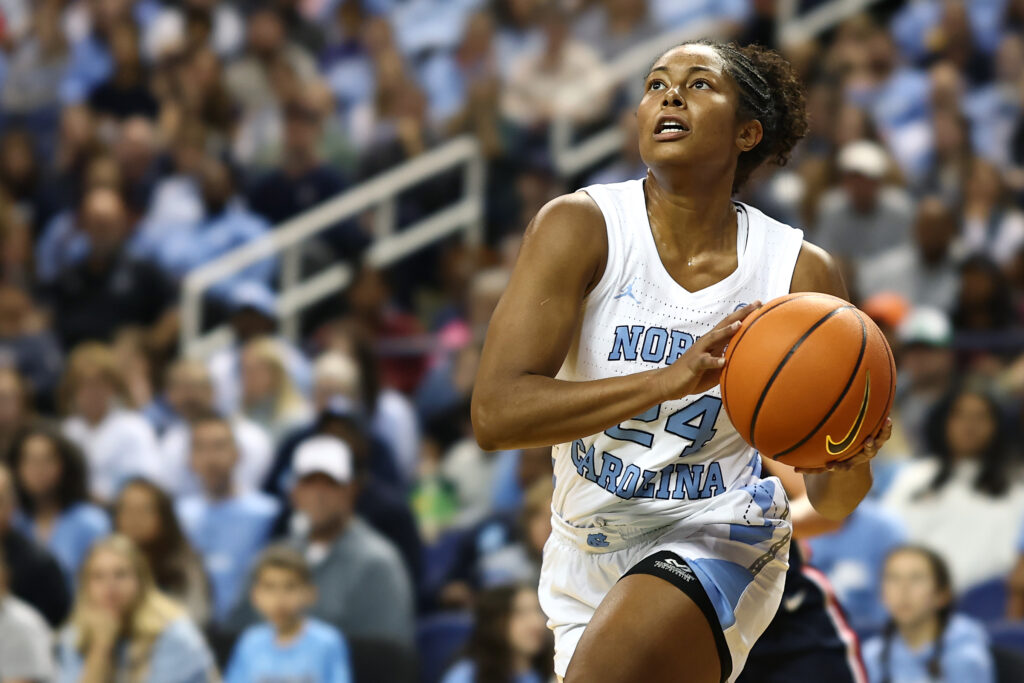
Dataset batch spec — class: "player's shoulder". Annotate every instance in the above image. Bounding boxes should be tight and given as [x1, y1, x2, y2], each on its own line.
[527, 189, 606, 240]
[790, 240, 845, 297]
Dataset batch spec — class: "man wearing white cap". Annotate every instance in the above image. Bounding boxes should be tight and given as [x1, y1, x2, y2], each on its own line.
[813, 140, 915, 265]
[228, 434, 415, 676]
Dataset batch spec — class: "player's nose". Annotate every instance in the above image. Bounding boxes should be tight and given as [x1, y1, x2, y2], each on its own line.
[661, 84, 684, 108]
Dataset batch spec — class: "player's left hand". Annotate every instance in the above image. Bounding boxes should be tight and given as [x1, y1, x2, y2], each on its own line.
[794, 417, 892, 475]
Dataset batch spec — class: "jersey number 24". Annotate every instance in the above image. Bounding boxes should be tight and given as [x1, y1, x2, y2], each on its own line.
[604, 395, 722, 457]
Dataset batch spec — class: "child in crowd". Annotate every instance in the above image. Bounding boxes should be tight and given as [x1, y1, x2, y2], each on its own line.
[226, 545, 353, 683]
[863, 545, 995, 683]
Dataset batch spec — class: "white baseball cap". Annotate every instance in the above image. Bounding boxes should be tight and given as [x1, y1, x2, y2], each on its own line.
[837, 140, 889, 180]
[293, 435, 353, 484]
[898, 307, 953, 347]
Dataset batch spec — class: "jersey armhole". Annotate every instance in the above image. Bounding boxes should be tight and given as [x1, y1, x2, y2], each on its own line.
[577, 186, 621, 303]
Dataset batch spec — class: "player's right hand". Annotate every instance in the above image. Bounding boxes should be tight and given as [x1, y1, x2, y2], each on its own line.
[655, 301, 761, 399]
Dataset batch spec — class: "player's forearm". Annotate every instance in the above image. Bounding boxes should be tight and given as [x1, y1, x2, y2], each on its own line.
[471, 369, 669, 450]
[803, 462, 872, 520]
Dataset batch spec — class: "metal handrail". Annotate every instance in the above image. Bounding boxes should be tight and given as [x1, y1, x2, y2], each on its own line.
[180, 135, 485, 357]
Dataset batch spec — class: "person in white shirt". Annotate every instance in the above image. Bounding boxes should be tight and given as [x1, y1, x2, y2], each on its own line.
[882, 386, 1024, 592]
[157, 358, 273, 497]
[60, 343, 161, 502]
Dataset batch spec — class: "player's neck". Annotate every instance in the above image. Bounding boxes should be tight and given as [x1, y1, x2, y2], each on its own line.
[643, 172, 737, 256]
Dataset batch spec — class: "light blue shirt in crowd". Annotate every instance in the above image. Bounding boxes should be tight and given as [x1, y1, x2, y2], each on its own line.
[176, 491, 280, 622]
[58, 615, 216, 683]
[441, 660, 544, 683]
[806, 501, 907, 634]
[226, 619, 353, 683]
[153, 202, 275, 297]
[15, 502, 110, 586]
[863, 614, 995, 683]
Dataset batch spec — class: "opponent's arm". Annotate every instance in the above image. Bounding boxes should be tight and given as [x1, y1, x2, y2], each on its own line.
[760, 458, 842, 540]
[789, 242, 891, 520]
[471, 194, 757, 451]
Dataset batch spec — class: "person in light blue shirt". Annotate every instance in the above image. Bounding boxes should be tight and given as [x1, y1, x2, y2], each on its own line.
[10, 425, 110, 585]
[863, 546, 995, 683]
[806, 499, 907, 635]
[226, 546, 352, 683]
[176, 413, 279, 623]
[153, 156, 275, 299]
[441, 584, 551, 683]
[57, 535, 217, 683]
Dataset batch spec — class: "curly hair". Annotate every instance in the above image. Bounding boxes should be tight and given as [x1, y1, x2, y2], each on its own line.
[680, 40, 809, 193]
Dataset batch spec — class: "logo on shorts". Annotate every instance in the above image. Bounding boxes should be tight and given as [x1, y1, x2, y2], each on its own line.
[587, 533, 610, 548]
[654, 557, 695, 582]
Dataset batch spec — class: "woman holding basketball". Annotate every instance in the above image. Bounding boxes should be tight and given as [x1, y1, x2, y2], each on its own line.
[472, 40, 892, 683]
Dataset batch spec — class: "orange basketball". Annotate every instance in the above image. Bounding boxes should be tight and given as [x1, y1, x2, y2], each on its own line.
[720, 292, 896, 470]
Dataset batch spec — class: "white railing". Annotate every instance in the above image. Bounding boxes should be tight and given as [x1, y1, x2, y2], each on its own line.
[180, 135, 485, 358]
[550, 0, 885, 178]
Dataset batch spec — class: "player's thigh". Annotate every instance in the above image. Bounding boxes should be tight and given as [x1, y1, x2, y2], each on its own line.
[564, 572, 721, 683]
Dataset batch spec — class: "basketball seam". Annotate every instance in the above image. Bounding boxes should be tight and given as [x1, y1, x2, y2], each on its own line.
[722, 294, 818, 403]
[747, 305, 855, 452]
[773, 309, 867, 461]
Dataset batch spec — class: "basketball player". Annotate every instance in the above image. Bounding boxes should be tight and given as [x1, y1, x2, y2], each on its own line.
[471, 41, 892, 683]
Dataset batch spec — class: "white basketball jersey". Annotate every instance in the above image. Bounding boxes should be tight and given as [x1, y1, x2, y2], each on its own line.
[551, 179, 804, 529]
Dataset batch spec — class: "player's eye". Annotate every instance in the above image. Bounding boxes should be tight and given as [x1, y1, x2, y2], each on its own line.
[692, 79, 711, 90]
[648, 80, 665, 91]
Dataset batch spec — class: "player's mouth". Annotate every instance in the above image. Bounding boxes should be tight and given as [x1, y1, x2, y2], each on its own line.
[653, 115, 691, 141]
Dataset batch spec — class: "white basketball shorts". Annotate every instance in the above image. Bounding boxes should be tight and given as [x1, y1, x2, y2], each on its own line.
[538, 477, 792, 682]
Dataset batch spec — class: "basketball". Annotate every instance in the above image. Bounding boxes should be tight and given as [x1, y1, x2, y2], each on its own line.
[720, 292, 896, 470]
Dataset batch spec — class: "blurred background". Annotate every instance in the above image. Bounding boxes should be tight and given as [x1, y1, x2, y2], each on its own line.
[0, 0, 1023, 681]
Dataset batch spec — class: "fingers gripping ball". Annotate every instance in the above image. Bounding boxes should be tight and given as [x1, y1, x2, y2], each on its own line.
[720, 293, 896, 469]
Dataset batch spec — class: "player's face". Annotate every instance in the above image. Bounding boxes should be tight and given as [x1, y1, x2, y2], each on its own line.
[636, 45, 749, 174]
[881, 551, 949, 628]
[252, 567, 314, 628]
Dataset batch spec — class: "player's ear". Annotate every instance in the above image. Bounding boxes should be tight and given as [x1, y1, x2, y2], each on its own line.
[736, 119, 763, 153]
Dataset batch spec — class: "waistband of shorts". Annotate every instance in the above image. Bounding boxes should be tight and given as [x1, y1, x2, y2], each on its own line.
[549, 512, 668, 553]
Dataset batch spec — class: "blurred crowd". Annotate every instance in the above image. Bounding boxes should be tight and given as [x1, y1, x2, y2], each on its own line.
[1, 0, 1024, 682]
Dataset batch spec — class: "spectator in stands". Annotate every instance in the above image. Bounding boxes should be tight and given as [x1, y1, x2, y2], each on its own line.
[87, 21, 159, 122]
[231, 435, 415, 658]
[0, 368, 31, 462]
[43, 187, 179, 352]
[176, 413, 280, 624]
[893, 308, 956, 454]
[586, 110, 647, 186]
[952, 255, 1017, 334]
[157, 358, 273, 498]
[0, 284, 64, 399]
[441, 584, 553, 683]
[0, 0, 68, 119]
[857, 196, 960, 313]
[805, 499, 908, 635]
[573, 0, 655, 60]
[59, 343, 161, 502]
[960, 158, 1024, 266]
[57, 535, 217, 683]
[501, 6, 610, 158]
[312, 348, 419, 487]
[10, 424, 109, 583]
[267, 392, 420, 582]
[34, 152, 122, 284]
[240, 336, 312, 444]
[113, 117, 163, 216]
[882, 387, 1024, 592]
[59, 342, 161, 498]
[0, 545, 55, 683]
[225, 546, 353, 683]
[812, 140, 914, 267]
[863, 546, 995, 683]
[208, 280, 313, 416]
[114, 479, 211, 626]
[154, 156, 275, 300]
[0, 462, 69, 627]
[143, 0, 245, 61]
[0, 129, 42, 228]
